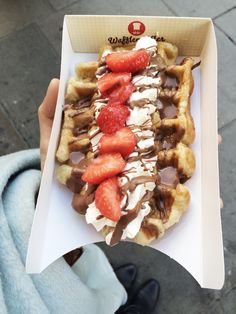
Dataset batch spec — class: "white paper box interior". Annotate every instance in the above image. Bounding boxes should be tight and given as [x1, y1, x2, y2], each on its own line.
[26, 16, 224, 289]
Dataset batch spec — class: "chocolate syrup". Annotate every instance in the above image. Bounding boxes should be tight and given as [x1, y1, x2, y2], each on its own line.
[122, 175, 157, 193]
[155, 125, 185, 151]
[110, 191, 154, 246]
[69, 107, 89, 117]
[158, 167, 179, 188]
[129, 98, 150, 108]
[96, 65, 110, 76]
[192, 61, 201, 70]
[153, 187, 174, 222]
[66, 169, 84, 193]
[73, 128, 89, 137]
[157, 98, 177, 120]
[66, 156, 92, 193]
[72, 183, 97, 215]
[74, 97, 92, 108]
[141, 219, 159, 239]
[164, 75, 178, 88]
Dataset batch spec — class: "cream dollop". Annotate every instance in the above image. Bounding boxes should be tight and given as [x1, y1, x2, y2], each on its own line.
[129, 88, 158, 103]
[134, 36, 157, 51]
[85, 203, 116, 231]
[132, 75, 161, 86]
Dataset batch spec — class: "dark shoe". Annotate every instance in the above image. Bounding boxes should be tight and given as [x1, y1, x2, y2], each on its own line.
[115, 264, 137, 291]
[118, 304, 142, 314]
[130, 279, 160, 314]
[118, 279, 160, 314]
[63, 248, 83, 266]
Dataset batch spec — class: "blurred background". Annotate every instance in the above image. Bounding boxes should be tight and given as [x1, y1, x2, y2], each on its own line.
[0, 0, 235, 313]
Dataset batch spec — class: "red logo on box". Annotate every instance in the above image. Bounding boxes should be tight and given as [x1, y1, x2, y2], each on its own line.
[128, 21, 145, 36]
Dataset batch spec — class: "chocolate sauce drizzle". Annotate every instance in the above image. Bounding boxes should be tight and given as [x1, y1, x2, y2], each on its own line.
[72, 183, 97, 215]
[110, 191, 154, 246]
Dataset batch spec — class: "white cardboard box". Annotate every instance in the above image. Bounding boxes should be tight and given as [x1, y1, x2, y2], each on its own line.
[26, 15, 224, 289]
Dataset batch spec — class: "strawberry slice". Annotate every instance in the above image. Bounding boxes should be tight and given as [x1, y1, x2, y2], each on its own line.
[96, 103, 130, 134]
[106, 49, 149, 73]
[98, 72, 131, 94]
[95, 177, 122, 222]
[98, 127, 137, 157]
[82, 153, 125, 184]
[108, 83, 134, 106]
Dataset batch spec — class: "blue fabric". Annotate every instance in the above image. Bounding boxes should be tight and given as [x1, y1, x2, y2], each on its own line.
[0, 149, 127, 314]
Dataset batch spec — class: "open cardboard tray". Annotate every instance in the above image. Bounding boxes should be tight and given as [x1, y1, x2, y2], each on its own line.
[26, 15, 224, 289]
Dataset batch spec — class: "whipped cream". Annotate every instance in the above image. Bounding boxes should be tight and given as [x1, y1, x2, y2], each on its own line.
[105, 201, 151, 244]
[134, 36, 157, 51]
[86, 203, 116, 231]
[85, 36, 160, 244]
[127, 104, 156, 126]
[93, 100, 107, 119]
[130, 88, 158, 103]
[132, 75, 161, 86]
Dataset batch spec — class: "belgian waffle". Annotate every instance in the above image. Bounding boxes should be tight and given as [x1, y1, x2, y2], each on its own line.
[56, 37, 196, 246]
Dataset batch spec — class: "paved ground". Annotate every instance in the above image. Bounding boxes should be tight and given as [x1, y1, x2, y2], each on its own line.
[0, 0, 235, 313]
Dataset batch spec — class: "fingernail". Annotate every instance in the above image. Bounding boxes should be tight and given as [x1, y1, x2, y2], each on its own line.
[218, 134, 222, 145]
[220, 198, 224, 209]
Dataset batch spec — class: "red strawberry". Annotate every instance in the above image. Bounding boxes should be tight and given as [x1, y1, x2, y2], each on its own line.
[106, 49, 149, 73]
[82, 153, 125, 184]
[108, 83, 134, 106]
[95, 177, 122, 222]
[96, 103, 130, 134]
[98, 72, 131, 94]
[98, 127, 136, 157]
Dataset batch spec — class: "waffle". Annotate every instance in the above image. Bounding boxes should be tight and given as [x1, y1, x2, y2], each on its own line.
[65, 61, 98, 102]
[56, 37, 196, 246]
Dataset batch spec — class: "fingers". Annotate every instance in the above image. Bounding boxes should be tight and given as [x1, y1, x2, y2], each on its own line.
[220, 198, 224, 209]
[38, 78, 60, 120]
[218, 134, 223, 209]
[38, 78, 60, 170]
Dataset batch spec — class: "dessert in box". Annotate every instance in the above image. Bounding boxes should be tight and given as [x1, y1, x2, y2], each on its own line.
[26, 16, 224, 289]
[56, 36, 196, 246]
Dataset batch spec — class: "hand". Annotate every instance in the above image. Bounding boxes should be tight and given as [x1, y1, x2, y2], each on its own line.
[38, 79, 59, 170]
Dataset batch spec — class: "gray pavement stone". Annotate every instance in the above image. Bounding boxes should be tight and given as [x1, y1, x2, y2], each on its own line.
[218, 119, 236, 313]
[0, 108, 28, 155]
[162, 0, 235, 18]
[118, 0, 173, 16]
[48, 0, 77, 10]
[38, 0, 172, 55]
[0, 0, 53, 39]
[215, 7, 236, 43]
[0, 23, 60, 148]
[219, 119, 236, 243]
[216, 27, 236, 129]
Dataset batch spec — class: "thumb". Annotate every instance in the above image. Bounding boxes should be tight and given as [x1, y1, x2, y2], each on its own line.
[38, 78, 59, 170]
